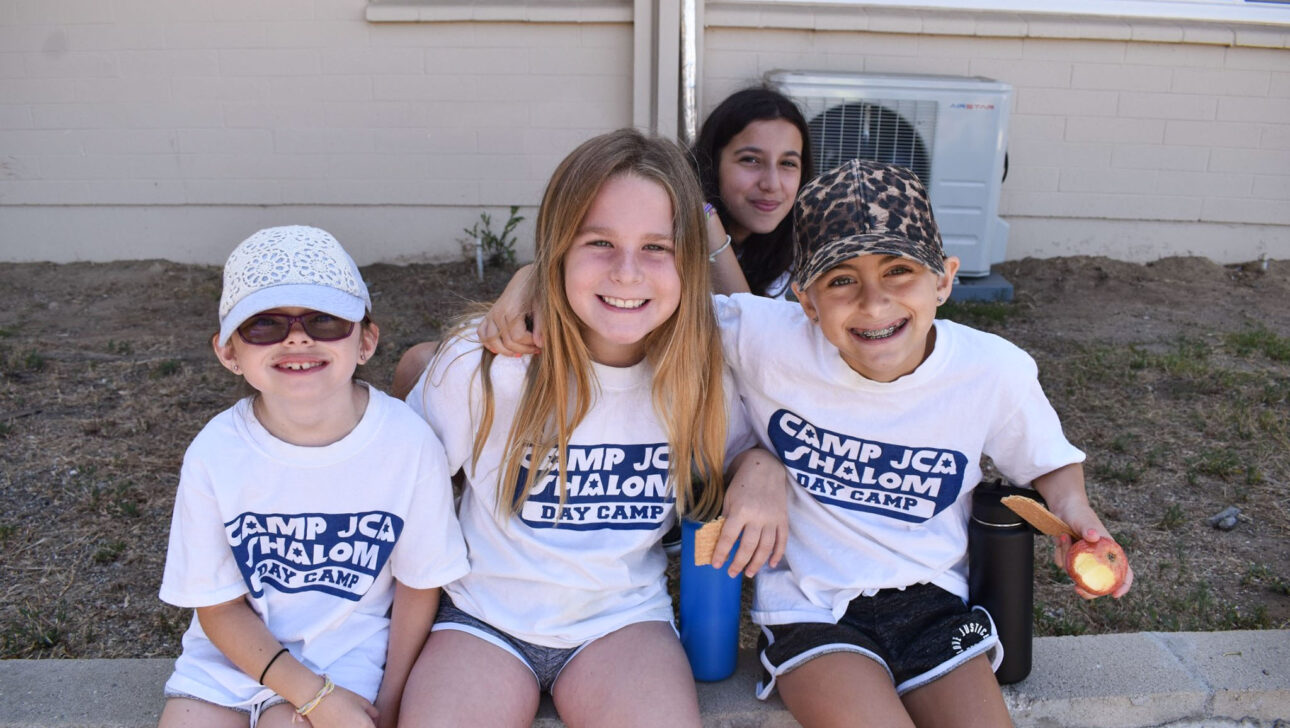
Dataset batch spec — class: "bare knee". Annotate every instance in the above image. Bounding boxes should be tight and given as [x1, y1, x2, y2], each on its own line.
[901, 655, 1012, 728]
[399, 630, 538, 728]
[157, 697, 248, 728]
[776, 652, 912, 728]
[553, 622, 699, 728]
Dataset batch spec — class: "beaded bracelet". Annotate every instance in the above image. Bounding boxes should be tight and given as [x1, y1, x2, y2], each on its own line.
[708, 234, 732, 262]
[295, 674, 335, 720]
[258, 647, 289, 685]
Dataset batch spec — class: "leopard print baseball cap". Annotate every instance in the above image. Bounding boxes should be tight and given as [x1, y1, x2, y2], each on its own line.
[791, 158, 945, 291]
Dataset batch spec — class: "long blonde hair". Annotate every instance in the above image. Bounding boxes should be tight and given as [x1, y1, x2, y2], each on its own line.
[472, 128, 727, 521]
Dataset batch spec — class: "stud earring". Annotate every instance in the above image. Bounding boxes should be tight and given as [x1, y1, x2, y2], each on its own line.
[936, 296, 944, 304]
[232, 363, 240, 374]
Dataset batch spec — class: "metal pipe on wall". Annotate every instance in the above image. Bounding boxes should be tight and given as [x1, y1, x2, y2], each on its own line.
[680, 0, 698, 144]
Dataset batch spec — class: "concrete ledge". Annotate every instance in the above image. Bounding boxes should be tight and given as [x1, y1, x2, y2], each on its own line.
[2, 631, 1286, 728]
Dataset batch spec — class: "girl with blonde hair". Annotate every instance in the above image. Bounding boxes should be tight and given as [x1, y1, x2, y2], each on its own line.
[399, 128, 786, 727]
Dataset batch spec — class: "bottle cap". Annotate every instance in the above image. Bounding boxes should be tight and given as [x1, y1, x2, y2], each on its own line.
[972, 480, 1042, 528]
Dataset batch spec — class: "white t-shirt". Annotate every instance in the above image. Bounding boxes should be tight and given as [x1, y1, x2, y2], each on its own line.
[407, 335, 753, 649]
[160, 385, 469, 707]
[715, 294, 1084, 626]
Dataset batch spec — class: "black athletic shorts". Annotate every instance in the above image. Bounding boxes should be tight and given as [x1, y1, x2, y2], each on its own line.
[755, 583, 1001, 699]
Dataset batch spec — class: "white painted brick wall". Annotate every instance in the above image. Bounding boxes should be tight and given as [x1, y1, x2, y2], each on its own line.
[2, 2, 1288, 264]
[1164, 120, 1265, 148]
[701, 23, 1289, 263]
[1072, 63, 1172, 92]
[1064, 117, 1164, 144]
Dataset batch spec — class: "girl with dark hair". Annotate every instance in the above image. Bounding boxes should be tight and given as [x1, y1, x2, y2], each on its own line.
[691, 86, 815, 299]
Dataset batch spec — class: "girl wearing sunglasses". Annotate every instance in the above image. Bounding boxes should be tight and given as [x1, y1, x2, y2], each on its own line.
[157, 225, 468, 728]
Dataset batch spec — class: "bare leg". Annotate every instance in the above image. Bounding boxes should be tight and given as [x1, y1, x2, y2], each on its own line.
[397, 629, 540, 728]
[391, 341, 439, 400]
[157, 697, 247, 728]
[775, 651, 915, 728]
[901, 655, 1013, 728]
[552, 621, 700, 728]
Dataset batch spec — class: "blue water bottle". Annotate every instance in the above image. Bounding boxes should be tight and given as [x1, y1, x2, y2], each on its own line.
[679, 518, 743, 681]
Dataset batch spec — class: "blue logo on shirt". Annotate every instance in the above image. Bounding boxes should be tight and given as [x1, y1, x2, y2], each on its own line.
[225, 511, 403, 600]
[516, 443, 674, 530]
[767, 409, 966, 523]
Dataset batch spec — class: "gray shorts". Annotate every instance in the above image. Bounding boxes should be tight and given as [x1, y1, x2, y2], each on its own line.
[162, 690, 286, 727]
[756, 583, 1002, 699]
[432, 595, 588, 693]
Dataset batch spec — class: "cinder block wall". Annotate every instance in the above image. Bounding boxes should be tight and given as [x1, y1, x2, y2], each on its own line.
[701, 8, 1290, 263]
[0, 1, 632, 264]
[2, 1, 1288, 265]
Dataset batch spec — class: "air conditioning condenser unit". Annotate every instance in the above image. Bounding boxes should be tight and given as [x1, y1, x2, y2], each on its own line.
[769, 71, 1013, 281]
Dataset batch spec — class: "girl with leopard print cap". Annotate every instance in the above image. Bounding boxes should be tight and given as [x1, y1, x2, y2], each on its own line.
[715, 158, 1133, 727]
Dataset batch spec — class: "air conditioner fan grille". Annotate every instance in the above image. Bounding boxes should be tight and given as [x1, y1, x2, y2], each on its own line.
[803, 98, 936, 193]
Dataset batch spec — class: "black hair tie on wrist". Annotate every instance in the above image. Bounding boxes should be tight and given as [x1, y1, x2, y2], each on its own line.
[259, 647, 290, 684]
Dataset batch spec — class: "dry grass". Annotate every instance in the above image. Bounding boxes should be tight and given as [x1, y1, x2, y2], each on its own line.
[1, 256, 1287, 660]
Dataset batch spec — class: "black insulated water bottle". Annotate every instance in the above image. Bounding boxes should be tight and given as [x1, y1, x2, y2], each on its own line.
[968, 480, 1036, 685]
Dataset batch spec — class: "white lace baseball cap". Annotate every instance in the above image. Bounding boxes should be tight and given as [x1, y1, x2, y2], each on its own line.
[217, 225, 371, 345]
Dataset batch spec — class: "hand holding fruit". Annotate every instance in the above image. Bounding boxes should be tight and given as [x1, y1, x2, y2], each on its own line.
[1057, 528, 1133, 599]
[1001, 494, 1133, 600]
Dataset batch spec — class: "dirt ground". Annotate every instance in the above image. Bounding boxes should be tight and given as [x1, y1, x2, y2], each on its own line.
[1, 255, 1287, 659]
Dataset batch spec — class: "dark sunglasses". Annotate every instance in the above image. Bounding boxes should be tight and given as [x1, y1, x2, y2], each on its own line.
[236, 311, 356, 345]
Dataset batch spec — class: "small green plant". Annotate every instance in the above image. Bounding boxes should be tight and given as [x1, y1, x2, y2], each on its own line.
[0, 523, 14, 542]
[1152, 336, 1211, 377]
[1157, 503, 1185, 531]
[1034, 603, 1088, 636]
[22, 350, 46, 372]
[1, 606, 65, 657]
[92, 540, 127, 565]
[465, 205, 524, 270]
[152, 359, 182, 378]
[0, 422, 12, 439]
[1093, 460, 1141, 485]
[1225, 325, 1290, 362]
[110, 482, 142, 518]
[1190, 448, 1243, 479]
[1242, 563, 1290, 595]
[1106, 433, 1137, 454]
[106, 339, 132, 355]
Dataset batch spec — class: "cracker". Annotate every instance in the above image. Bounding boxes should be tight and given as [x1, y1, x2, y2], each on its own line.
[691, 516, 725, 566]
[1001, 495, 1080, 539]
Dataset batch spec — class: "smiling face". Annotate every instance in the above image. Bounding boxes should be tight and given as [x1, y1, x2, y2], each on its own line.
[562, 173, 682, 367]
[717, 118, 804, 244]
[793, 254, 959, 382]
[213, 306, 378, 404]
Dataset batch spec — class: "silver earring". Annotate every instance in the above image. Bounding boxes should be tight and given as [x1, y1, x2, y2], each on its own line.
[232, 363, 240, 373]
[936, 296, 944, 304]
